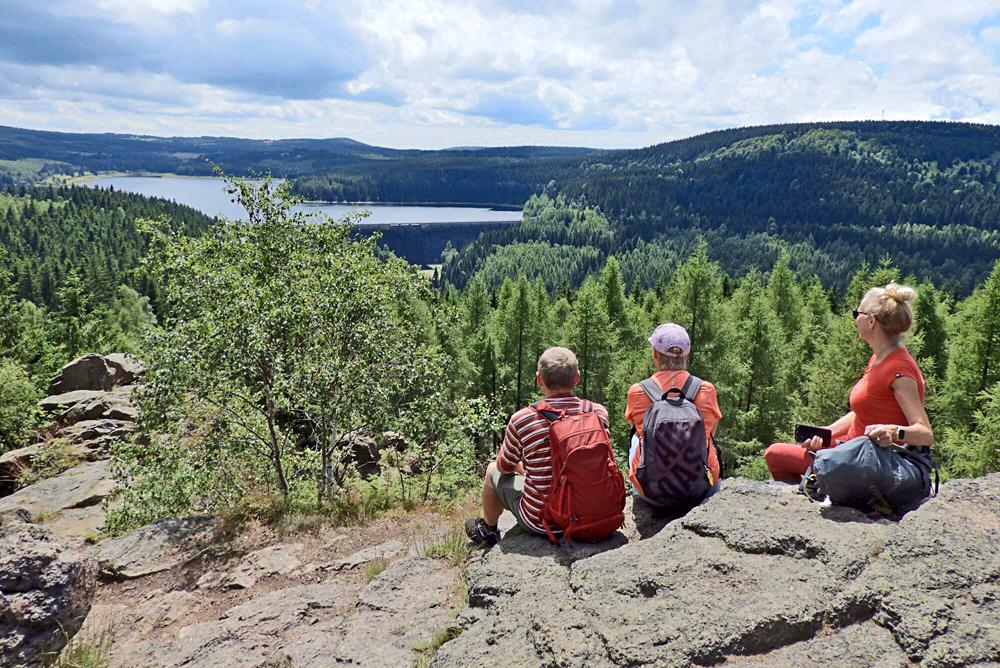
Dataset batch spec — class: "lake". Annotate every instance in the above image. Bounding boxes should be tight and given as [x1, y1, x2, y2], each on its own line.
[83, 176, 523, 225]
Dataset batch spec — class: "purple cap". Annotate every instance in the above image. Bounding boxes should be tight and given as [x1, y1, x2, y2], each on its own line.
[648, 323, 691, 357]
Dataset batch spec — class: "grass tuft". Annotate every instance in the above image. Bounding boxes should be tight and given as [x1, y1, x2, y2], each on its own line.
[363, 558, 390, 583]
[413, 625, 463, 667]
[421, 525, 472, 566]
[54, 624, 113, 668]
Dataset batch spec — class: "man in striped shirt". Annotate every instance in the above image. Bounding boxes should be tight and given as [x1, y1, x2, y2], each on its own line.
[465, 347, 611, 546]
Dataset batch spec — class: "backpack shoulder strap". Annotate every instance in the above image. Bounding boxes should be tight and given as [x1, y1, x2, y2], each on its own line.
[680, 374, 703, 403]
[530, 400, 562, 422]
[639, 377, 664, 402]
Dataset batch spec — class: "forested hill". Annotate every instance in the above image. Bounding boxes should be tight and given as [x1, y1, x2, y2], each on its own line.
[436, 122, 1000, 295]
[559, 121, 1000, 239]
[0, 124, 598, 187]
[0, 184, 213, 307]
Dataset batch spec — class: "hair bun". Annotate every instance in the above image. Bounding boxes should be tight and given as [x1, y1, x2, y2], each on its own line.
[883, 282, 917, 304]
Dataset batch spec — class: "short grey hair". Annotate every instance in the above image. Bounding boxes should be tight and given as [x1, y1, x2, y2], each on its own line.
[538, 347, 579, 389]
[654, 349, 688, 371]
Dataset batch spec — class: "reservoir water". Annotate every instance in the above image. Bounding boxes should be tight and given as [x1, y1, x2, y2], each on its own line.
[83, 176, 523, 225]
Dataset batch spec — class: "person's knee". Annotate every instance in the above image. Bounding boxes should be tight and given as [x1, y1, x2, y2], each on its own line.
[483, 461, 500, 492]
[763, 443, 790, 478]
[763, 443, 780, 468]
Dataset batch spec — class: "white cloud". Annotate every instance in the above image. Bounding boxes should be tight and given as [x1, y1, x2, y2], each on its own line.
[0, 0, 997, 148]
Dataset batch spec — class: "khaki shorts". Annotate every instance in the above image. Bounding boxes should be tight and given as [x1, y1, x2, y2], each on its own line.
[489, 467, 541, 534]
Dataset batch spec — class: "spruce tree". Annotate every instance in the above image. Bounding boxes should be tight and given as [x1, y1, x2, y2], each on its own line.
[660, 240, 739, 410]
[766, 253, 803, 343]
[941, 260, 1000, 428]
[493, 275, 535, 408]
[730, 270, 792, 446]
[601, 257, 632, 344]
[567, 277, 617, 402]
[913, 283, 949, 380]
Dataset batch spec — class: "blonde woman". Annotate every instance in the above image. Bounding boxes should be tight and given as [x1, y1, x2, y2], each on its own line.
[765, 283, 933, 481]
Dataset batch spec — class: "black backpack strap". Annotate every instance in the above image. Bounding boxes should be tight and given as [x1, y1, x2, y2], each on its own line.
[530, 400, 561, 422]
[639, 377, 664, 402]
[680, 375, 703, 403]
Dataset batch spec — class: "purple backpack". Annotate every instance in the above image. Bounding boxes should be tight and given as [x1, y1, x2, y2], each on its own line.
[633, 375, 712, 508]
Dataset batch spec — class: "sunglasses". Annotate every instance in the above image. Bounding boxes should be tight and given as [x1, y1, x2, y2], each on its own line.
[853, 309, 881, 322]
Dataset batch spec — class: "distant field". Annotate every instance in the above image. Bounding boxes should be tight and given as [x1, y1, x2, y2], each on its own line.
[0, 157, 76, 182]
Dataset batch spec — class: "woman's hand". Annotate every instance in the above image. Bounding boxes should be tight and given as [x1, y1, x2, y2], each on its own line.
[797, 435, 825, 452]
[865, 423, 898, 448]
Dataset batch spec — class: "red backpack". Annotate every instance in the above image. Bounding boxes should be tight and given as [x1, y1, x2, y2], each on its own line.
[531, 400, 626, 543]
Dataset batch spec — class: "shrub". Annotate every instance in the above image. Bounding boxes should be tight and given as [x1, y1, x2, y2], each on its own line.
[0, 357, 41, 453]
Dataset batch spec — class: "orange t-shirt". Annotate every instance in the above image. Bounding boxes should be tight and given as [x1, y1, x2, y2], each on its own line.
[846, 347, 925, 440]
[625, 370, 723, 484]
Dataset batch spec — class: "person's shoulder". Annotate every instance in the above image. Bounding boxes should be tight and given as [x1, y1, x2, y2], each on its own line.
[690, 375, 717, 394]
[627, 382, 646, 397]
[508, 405, 538, 426]
[589, 400, 610, 415]
[893, 347, 924, 375]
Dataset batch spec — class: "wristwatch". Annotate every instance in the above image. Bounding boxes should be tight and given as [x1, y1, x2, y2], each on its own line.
[897, 428, 906, 443]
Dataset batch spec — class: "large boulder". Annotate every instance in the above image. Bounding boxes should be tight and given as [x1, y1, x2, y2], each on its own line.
[433, 476, 1000, 667]
[47, 354, 144, 396]
[0, 508, 97, 667]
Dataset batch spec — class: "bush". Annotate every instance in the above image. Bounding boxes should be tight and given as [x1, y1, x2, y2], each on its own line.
[107, 175, 482, 533]
[0, 357, 41, 452]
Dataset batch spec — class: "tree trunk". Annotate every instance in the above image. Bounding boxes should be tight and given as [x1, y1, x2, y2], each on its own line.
[261, 370, 289, 499]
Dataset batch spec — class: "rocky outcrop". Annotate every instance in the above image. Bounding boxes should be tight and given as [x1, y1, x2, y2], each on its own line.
[434, 475, 1000, 667]
[0, 354, 143, 543]
[47, 353, 145, 396]
[81, 556, 461, 667]
[0, 509, 97, 667]
[44, 387, 137, 427]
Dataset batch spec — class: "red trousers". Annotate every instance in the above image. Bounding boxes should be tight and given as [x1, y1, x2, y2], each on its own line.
[764, 442, 814, 482]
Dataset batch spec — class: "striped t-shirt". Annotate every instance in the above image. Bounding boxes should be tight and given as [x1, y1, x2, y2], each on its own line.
[497, 394, 611, 534]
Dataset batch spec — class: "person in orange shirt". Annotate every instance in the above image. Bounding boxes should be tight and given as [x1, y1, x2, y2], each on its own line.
[764, 283, 934, 481]
[625, 323, 723, 509]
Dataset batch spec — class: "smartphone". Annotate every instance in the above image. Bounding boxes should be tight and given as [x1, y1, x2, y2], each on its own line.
[794, 424, 832, 449]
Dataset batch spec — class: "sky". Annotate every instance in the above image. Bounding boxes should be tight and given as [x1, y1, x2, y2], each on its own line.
[1, 0, 999, 149]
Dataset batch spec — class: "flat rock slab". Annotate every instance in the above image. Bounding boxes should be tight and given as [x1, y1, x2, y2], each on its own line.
[58, 387, 137, 426]
[39, 390, 108, 414]
[59, 419, 135, 445]
[85, 556, 461, 667]
[44, 505, 107, 543]
[222, 543, 304, 589]
[322, 539, 408, 571]
[0, 460, 113, 518]
[96, 515, 222, 580]
[432, 475, 1000, 668]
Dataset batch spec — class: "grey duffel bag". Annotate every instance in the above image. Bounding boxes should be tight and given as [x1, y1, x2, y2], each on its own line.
[802, 436, 938, 515]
